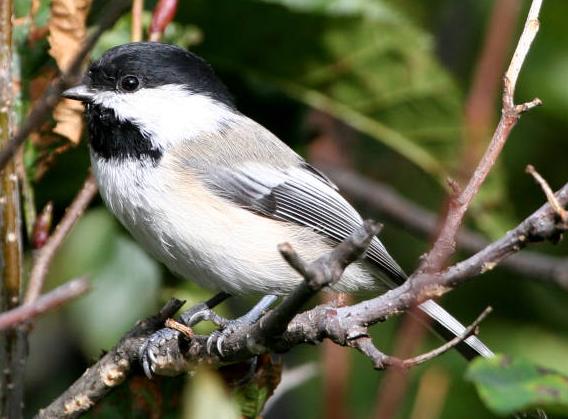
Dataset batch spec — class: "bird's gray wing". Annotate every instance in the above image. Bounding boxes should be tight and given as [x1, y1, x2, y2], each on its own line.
[203, 160, 494, 360]
[203, 160, 407, 284]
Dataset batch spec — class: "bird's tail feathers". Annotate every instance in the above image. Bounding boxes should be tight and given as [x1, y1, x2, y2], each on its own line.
[418, 299, 494, 359]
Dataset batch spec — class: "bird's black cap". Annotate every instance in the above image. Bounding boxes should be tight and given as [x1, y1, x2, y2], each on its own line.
[84, 42, 234, 107]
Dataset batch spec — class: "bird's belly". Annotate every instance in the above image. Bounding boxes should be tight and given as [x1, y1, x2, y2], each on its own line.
[91, 156, 378, 295]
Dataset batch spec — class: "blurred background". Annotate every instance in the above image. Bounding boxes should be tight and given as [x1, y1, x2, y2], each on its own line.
[7, 0, 568, 417]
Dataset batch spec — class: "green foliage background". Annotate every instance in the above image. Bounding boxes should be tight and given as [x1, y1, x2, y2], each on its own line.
[11, 0, 568, 417]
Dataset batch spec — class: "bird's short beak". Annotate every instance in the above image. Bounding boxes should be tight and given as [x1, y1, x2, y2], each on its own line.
[61, 84, 96, 103]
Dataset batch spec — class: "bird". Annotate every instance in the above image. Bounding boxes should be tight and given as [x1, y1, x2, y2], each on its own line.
[62, 42, 493, 374]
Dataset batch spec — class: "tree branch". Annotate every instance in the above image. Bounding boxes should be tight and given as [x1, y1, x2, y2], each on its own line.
[351, 307, 492, 371]
[24, 174, 97, 304]
[0, 278, 90, 331]
[35, 298, 185, 419]
[247, 220, 380, 351]
[526, 165, 568, 223]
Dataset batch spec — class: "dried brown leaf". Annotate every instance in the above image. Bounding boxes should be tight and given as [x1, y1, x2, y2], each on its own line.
[48, 0, 92, 143]
[48, 0, 91, 71]
[53, 98, 85, 143]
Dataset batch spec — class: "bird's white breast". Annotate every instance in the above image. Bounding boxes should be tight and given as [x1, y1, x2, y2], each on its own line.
[91, 153, 379, 295]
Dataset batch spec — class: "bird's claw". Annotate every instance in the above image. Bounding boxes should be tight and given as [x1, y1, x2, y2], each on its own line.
[139, 328, 189, 378]
[206, 318, 245, 358]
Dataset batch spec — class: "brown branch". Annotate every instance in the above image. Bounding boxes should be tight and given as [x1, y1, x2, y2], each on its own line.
[0, 278, 90, 331]
[397, 307, 492, 368]
[355, 305, 491, 372]
[0, 0, 130, 171]
[213, 182, 568, 366]
[35, 298, 185, 419]
[420, 0, 543, 274]
[324, 167, 568, 290]
[24, 174, 97, 304]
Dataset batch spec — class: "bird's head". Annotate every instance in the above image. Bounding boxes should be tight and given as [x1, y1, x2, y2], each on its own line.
[63, 42, 236, 161]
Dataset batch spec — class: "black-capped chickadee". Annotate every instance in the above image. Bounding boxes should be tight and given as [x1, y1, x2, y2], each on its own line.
[62, 42, 492, 363]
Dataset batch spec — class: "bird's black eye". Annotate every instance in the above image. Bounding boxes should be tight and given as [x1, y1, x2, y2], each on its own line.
[120, 75, 140, 92]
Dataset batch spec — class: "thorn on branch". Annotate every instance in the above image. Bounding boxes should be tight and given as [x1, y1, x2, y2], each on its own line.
[526, 164, 568, 224]
[516, 97, 542, 114]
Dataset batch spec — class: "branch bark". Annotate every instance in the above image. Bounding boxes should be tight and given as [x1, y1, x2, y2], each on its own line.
[0, 278, 89, 330]
[35, 299, 185, 419]
[24, 174, 97, 304]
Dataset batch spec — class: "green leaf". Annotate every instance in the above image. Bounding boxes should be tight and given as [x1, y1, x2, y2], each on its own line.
[466, 354, 568, 416]
[178, 0, 462, 179]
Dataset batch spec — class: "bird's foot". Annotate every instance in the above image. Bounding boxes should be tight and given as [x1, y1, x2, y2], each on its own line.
[139, 294, 277, 376]
[140, 292, 232, 378]
[206, 295, 278, 357]
[139, 327, 190, 378]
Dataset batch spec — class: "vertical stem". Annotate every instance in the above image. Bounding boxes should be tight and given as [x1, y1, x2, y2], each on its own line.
[0, 0, 26, 417]
[131, 0, 144, 42]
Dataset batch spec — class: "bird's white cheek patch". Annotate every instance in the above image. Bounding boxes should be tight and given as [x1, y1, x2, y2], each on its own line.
[93, 85, 235, 150]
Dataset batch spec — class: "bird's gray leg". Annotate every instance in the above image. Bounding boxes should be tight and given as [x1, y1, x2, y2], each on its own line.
[140, 292, 231, 378]
[238, 294, 279, 324]
[179, 291, 232, 327]
[207, 294, 279, 357]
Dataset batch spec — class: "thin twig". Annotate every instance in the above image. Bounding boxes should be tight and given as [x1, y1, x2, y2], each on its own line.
[420, 0, 543, 274]
[504, 0, 542, 96]
[149, 0, 178, 42]
[131, 0, 143, 42]
[526, 165, 568, 223]
[399, 307, 492, 368]
[0, 278, 90, 331]
[0, 0, 130, 171]
[0, 0, 26, 416]
[24, 174, 97, 304]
